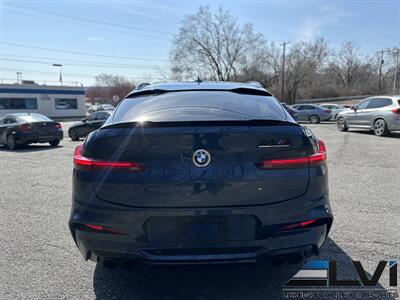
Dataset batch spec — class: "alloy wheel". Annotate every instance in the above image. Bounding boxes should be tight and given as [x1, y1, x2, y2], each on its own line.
[373, 119, 387, 136]
[310, 115, 319, 124]
[7, 135, 16, 150]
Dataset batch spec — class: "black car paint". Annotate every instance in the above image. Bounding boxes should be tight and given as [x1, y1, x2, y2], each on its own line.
[68, 111, 111, 139]
[0, 113, 63, 147]
[69, 82, 332, 264]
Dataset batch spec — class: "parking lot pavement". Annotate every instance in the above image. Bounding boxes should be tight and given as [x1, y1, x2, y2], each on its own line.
[0, 123, 399, 299]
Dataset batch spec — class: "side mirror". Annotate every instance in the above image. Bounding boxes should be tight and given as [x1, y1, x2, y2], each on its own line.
[351, 106, 357, 111]
[82, 118, 87, 122]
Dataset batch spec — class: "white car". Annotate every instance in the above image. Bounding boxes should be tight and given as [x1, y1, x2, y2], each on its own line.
[319, 103, 349, 120]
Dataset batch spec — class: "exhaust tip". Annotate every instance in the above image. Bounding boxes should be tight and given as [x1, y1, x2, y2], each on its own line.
[102, 259, 119, 269]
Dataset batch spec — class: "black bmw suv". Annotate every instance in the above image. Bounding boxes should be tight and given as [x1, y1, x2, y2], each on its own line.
[69, 81, 332, 267]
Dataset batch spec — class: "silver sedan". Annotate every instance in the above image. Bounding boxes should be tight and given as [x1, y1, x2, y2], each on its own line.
[336, 96, 400, 136]
[319, 103, 350, 120]
[291, 104, 332, 124]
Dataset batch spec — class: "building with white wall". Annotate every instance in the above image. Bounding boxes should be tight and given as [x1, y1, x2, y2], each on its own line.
[0, 83, 86, 118]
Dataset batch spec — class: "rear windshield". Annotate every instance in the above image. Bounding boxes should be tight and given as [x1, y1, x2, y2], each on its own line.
[16, 114, 52, 123]
[113, 91, 287, 123]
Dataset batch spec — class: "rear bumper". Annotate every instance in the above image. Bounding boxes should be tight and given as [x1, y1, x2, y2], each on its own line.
[16, 131, 63, 144]
[69, 192, 332, 264]
[73, 223, 329, 264]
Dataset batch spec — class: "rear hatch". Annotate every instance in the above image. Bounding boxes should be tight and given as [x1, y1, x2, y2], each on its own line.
[85, 122, 311, 208]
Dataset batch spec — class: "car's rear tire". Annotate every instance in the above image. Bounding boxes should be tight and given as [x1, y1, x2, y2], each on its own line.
[69, 129, 79, 141]
[49, 140, 60, 147]
[337, 117, 348, 131]
[309, 115, 320, 124]
[373, 119, 389, 136]
[7, 134, 18, 150]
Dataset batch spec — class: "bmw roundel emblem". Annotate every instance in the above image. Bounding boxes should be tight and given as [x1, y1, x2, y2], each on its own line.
[192, 149, 211, 168]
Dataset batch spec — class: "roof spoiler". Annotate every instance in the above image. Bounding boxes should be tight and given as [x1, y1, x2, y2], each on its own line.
[126, 87, 272, 99]
[102, 119, 297, 129]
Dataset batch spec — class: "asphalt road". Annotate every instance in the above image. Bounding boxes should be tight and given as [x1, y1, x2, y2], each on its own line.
[0, 123, 399, 299]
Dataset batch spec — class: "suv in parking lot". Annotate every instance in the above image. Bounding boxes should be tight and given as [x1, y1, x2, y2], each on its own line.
[336, 96, 400, 136]
[69, 81, 332, 267]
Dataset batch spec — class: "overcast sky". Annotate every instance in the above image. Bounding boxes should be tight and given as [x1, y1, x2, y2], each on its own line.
[1, 0, 399, 86]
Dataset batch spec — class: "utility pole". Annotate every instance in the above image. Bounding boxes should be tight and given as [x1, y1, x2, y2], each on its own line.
[393, 48, 400, 95]
[52, 64, 63, 85]
[281, 41, 290, 101]
[16, 72, 22, 84]
[377, 50, 385, 93]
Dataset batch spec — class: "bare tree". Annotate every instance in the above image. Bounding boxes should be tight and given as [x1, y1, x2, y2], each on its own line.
[237, 42, 281, 91]
[170, 6, 264, 81]
[284, 38, 328, 103]
[329, 41, 363, 90]
[86, 74, 135, 104]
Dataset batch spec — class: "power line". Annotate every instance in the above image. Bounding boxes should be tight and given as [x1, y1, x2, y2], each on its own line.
[1, 7, 172, 41]
[0, 67, 169, 81]
[0, 55, 169, 70]
[1, 7, 173, 36]
[0, 42, 168, 62]
[1, 68, 102, 79]
[33, 7, 173, 36]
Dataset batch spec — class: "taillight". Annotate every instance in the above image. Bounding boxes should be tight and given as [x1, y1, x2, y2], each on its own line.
[84, 224, 122, 234]
[324, 109, 331, 113]
[391, 108, 400, 114]
[257, 157, 309, 169]
[18, 124, 32, 131]
[73, 144, 145, 172]
[281, 219, 318, 231]
[55, 123, 62, 129]
[256, 140, 327, 169]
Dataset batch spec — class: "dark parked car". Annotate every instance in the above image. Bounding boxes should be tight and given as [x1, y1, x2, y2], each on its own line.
[99, 104, 115, 111]
[291, 104, 332, 123]
[68, 111, 111, 141]
[69, 82, 332, 267]
[0, 113, 63, 149]
[282, 103, 298, 120]
[337, 96, 400, 136]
